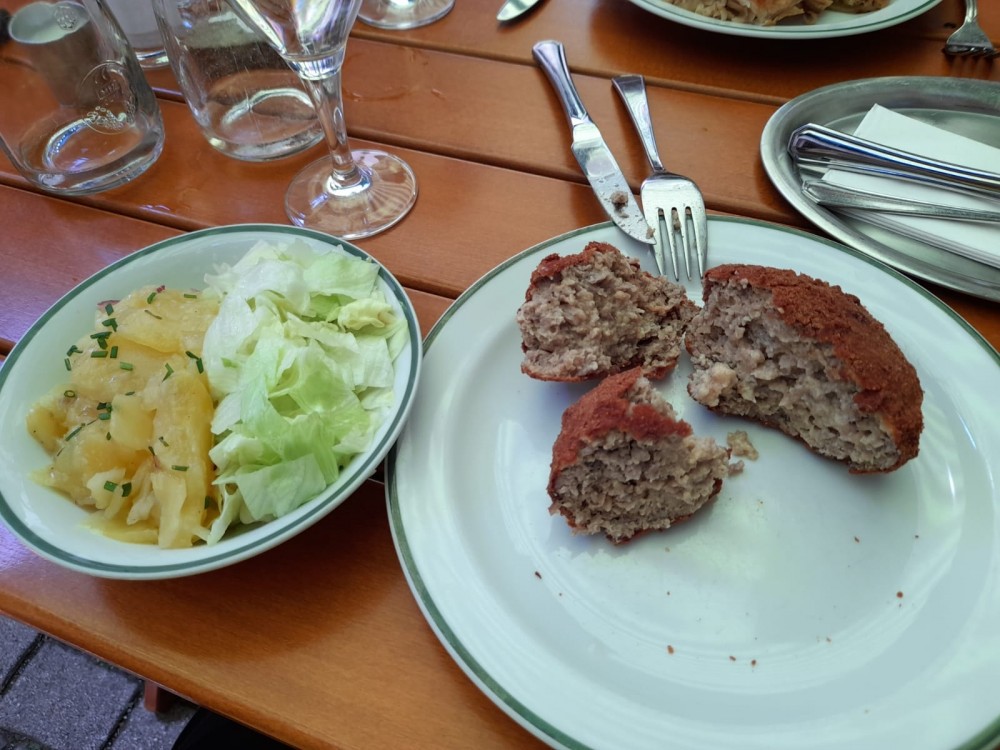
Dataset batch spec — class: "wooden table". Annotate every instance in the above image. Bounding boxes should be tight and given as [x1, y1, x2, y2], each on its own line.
[1, 1, 997, 748]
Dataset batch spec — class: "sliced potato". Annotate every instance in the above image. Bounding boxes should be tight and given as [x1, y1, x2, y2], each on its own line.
[28, 287, 219, 547]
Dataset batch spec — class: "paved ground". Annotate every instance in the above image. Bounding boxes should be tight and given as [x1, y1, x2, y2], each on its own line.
[0, 613, 195, 750]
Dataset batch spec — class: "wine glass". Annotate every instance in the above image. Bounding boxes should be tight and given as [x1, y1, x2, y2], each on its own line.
[225, 0, 417, 239]
[358, 0, 454, 30]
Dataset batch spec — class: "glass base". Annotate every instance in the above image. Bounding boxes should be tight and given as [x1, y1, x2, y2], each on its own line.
[357, 0, 455, 29]
[285, 149, 417, 240]
[134, 46, 170, 70]
[18, 112, 164, 195]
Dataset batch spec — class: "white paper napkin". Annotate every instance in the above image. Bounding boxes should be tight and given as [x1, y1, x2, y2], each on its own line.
[820, 104, 1000, 269]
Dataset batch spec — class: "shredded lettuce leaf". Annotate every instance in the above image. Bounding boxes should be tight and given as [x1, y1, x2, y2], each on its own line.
[200, 239, 406, 543]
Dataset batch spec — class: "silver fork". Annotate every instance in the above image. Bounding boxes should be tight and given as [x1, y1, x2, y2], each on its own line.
[943, 0, 997, 58]
[612, 74, 707, 280]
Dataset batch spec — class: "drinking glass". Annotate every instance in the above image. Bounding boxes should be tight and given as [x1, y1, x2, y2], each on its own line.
[357, 0, 454, 29]
[0, 0, 164, 195]
[105, 0, 169, 68]
[225, 0, 417, 238]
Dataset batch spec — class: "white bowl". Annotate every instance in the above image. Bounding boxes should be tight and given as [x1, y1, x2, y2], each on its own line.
[0, 224, 422, 579]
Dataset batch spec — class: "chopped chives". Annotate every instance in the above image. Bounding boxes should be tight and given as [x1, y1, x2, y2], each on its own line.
[103, 480, 117, 492]
[148, 446, 155, 455]
[158, 436, 169, 447]
[90, 331, 110, 340]
[65, 424, 85, 441]
[102, 318, 118, 331]
[163, 363, 174, 381]
[109, 345, 118, 359]
[106, 432, 111, 440]
[146, 291, 157, 304]
[144, 309, 163, 320]
[97, 402, 109, 410]
[119, 362, 134, 371]
[64, 358, 72, 371]
[98, 412, 110, 421]
[66, 344, 81, 356]
[184, 293, 198, 299]
[90, 350, 108, 358]
[172, 465, 188, 472]
[121, 482, 132, 497]
[63, 389, 76, 398]
[185, 351, 204, 373]
[104, 303, 114, 315]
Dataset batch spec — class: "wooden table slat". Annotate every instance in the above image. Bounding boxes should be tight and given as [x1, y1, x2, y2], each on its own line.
[1, 2, 999, 748]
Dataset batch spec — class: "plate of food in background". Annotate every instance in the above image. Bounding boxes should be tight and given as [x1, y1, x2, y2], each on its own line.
[0, 224, 421, 579]
[625, 0, 940, 38]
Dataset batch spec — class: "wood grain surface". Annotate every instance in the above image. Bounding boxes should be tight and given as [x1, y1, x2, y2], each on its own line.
[0, 0, 998, 747]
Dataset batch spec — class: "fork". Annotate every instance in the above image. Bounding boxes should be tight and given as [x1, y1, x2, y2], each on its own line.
[943, 0, 997, 58]
[612, 74, 707, 280]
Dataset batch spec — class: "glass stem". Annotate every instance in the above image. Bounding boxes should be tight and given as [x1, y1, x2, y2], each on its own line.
[302, 67, 367, 192]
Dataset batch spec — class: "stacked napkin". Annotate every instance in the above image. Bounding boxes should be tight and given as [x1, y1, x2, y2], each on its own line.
[820, 104, 1000, 269]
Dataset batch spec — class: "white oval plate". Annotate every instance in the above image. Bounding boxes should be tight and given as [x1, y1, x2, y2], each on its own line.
[0, 225, 421, 580]
[624, 0, 940, 38]
[387, 218, 1000, 750]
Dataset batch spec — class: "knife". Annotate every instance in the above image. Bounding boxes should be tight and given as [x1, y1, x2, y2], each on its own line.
[789, 123, 1000, 202]
[802, 181, 1000, 223]
[532, 40, 653, 245]
[497, 0, 545, 22]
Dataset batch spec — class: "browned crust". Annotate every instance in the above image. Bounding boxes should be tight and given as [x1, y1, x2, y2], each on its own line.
[523, 241, 624, 300]
[548, 368, 692, 490]
[699, 264, 923, 472]
[521, 242, 694, 382]
[547, 368, 725, 543]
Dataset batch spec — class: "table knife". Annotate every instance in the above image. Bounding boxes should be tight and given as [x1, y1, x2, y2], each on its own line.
[532, 40, 653, 245]
[802, 181, 1000, 223]
[497, 0, 545, 22]
[789, 123, 1000, 202]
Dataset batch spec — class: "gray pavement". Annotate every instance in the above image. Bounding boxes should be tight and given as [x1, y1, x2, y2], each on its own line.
[0, 614, 195, 750]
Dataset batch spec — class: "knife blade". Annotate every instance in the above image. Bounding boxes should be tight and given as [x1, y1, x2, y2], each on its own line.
[497, 0, 545, 22]
[532, 40, 653, 245]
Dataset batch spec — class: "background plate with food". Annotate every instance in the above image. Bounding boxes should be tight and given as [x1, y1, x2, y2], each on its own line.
[624, 0, 940, 38]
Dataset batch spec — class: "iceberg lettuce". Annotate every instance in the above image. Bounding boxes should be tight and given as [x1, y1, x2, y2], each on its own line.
[200, 239, 406, 543]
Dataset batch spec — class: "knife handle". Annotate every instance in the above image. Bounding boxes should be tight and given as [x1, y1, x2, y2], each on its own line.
[532, 40, 590, 126]
[789, 123, 1000, 200]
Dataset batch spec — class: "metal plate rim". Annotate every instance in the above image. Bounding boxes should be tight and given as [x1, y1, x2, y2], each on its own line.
[761, 75, 1000, 302]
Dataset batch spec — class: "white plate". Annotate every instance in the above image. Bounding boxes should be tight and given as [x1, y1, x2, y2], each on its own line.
[0, 225, 421, 580]
[386, 218, 1000, 750]
[624, 0, 940, 38]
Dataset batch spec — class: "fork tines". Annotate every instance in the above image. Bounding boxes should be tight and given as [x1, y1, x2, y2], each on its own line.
[943, 45, 999, 58]
[653, 204, 707, 282]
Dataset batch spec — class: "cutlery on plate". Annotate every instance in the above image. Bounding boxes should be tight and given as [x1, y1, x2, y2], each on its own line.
[789, 123, 1000, 201]
[497, 0, 545, 22]
[802, 181, 1000, 223]
[612, 73, 707, 279]
[532, 40, 653, 246]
